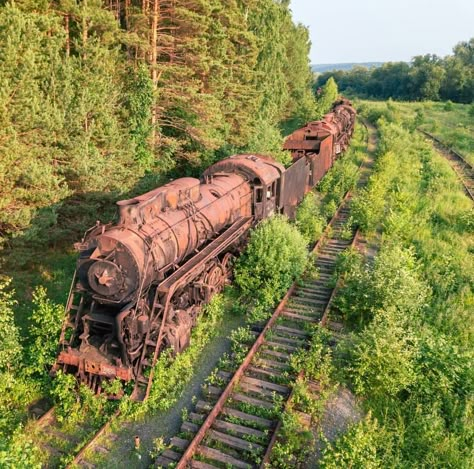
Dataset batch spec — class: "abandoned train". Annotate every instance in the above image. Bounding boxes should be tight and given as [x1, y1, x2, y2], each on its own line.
[53, 99, 356, 400]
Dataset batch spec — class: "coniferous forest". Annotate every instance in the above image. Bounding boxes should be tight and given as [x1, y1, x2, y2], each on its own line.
[0, 0, 317, 249]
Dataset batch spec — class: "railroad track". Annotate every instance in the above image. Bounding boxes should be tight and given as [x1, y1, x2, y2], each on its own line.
[418, 129, 474, 200]
[154, 198, 361, 468]
[33, 406, 119, 468]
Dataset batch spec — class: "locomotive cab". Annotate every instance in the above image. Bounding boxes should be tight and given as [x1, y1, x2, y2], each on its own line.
[203, 154, 285, 220]
[253, 179, 278, 218]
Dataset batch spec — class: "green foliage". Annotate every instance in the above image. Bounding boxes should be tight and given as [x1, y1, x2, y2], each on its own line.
[0, 372, 40, 438]
[270, 409, 314, 468]
[469, 103, 474, 118]
[0, 279, 22, 373]
[350, 307, 419, 398]
[124, 65, 154, 168]
[295, 192, 325, 244]
[291, 326, 334, 384]
[315, 77, 339, 118]
[318, 154, 359, 219]
[51, 370, 113, 426]
[25, 287, 64, 377]
[324, 110, 474, 468]
[0, 425, 42, 469]
[51, 370, 79, 423]
[444, 100, 454, 111]
[316, 37, 474, 103]
[234, 216, 308, 322]
[230, 326, 255, 362]
[320, 413, 386, 469]
[244, 118, 292, 166]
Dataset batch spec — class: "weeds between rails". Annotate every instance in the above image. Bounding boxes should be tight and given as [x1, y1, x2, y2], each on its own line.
[8, 119, 370, 462]
[65, 119, 367, 462]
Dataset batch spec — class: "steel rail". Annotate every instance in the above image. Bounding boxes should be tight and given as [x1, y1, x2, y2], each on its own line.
[34, 405, 120, 468]
[174, 191, 353, 469]
[418, 129, 474, 201]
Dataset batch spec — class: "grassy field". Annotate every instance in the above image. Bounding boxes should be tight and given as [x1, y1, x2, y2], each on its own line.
[357, 99, 474, 165]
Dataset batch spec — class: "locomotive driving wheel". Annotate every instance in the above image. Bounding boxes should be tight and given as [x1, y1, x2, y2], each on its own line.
[221, 252, 236, 282]
[203, 263, 225, 302]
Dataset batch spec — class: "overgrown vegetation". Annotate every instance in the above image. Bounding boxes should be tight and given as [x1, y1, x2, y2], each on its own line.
[0, 1, 320, 461]
[234, 215, 309, 323]
[359, 99, 474, 166]
[0, 0, 317, 251]
[321, 111, 474, 467]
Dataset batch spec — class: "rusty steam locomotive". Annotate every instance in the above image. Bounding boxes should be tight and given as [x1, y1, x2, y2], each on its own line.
[53, 99, 356, 401]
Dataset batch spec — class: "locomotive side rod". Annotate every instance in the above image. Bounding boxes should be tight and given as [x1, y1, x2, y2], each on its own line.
[132, 217, 254, 401]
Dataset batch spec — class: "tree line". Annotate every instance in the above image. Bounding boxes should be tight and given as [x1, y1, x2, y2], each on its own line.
[315, 38, 474, 103]
[0, 0, 321, 248]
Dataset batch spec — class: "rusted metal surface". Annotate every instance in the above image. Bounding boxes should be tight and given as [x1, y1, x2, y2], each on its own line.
[53, 101, 357, 401]
[284, 98, 356, 160]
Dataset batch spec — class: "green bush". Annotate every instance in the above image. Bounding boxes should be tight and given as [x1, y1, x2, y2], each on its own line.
[349, 307, 419, 398]
[335, 245, 429, 327]
[0, 279, 22, 373]
[320, 413, 386, 469]
[315, 77, 339, 118]
[234, 216, 308, 322]
[469, 103, 474, 118]
[25, 287, 64, 378]
[0, 425, 42, 469]
[444, 100, 454, 111]
[51, 370, 79, 423]
[295, 192, 325, 244]
[270, 409, 314, 467]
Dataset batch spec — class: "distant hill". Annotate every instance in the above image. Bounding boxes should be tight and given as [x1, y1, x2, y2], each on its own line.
[312, 62, 384, 73]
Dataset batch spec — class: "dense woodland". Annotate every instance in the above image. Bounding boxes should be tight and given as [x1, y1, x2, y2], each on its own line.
[0, 0, 321, 251]
[316, 38, 474, 103]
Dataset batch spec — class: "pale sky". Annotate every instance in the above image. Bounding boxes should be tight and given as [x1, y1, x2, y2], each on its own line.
[289, 0, 474, 64]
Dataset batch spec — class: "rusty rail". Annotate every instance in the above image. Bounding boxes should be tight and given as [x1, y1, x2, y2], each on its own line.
[418, 129, 474, 201]
[33, 405, 120, 467]
[260, 226, 362, 466]
[169, 192, 356, 469]
[151, 119, 375, 469]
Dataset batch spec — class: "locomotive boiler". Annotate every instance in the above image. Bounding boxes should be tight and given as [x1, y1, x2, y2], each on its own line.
[53, 99, 356, 401]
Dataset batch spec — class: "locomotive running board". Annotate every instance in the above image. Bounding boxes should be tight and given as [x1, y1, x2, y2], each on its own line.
[158, 216, 253, 294]
[131, 216, 254, 401]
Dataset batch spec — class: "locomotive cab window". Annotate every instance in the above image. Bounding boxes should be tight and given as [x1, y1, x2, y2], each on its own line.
[267, 182, 276, 199]
[256, 187, 263, 203]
